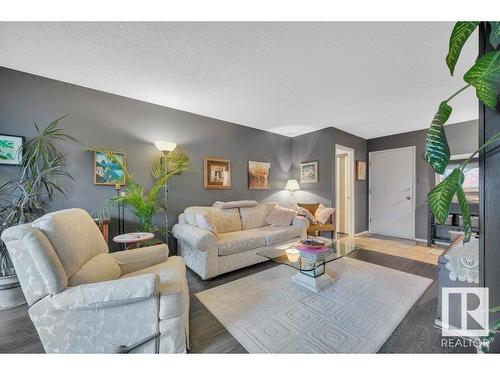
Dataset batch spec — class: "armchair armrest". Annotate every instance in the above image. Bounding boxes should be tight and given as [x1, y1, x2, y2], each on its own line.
[110, 244, 169, 275]
[47, 274, 159, 311]
[172, 223, 217, 252]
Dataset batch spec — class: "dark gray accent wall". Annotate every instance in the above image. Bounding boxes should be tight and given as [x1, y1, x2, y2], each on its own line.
[368, 120, 478, 239]
[291, 127, 368, 234]
[0, 67, 292, 247]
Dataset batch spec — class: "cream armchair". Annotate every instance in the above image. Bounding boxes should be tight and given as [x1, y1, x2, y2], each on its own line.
[1, 208, 189, 353]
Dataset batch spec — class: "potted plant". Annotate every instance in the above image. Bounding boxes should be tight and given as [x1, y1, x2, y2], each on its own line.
[0, 117, 77, 309]
[94, 147, 190, 245]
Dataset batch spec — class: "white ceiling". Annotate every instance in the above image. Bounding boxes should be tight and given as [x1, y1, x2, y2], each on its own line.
[0, 22, 478, 138]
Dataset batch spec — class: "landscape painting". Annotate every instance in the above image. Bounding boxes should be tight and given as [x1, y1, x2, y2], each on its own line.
[94, 151, 126, 186]
[0, 134, 24, 165]
[248, 161, 271, 189]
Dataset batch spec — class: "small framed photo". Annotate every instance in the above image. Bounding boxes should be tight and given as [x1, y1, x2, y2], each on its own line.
[356, 160, 367, 181]
[300, 160, 319, 183]
[94, 151, 126, 186]
[204, 157, 231, 189]
[0, 134, 24, 165]
[248, 161, 271, 189]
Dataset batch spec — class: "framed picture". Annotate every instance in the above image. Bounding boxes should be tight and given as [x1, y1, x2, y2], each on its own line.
[0, 134, 24, 165]
[356, 160, 367, 181]
[248, 161, 271, 189]
[204, 157, 231, 189]
[300, 160, 319, 183]
[94, 151, 126, 186]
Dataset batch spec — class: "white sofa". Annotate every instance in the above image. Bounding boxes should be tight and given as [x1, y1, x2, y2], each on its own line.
[1, 208, 189, 353]
[172, 202, 309, 280]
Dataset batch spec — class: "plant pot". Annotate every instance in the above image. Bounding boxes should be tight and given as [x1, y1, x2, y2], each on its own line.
[0, 275, 25, 310]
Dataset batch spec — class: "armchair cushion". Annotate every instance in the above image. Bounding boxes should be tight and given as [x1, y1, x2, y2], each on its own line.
[110, 244, 169, 275]
[121, 256, 188, 320]
[172, 223, 217, 252]
[47, 274, 158, 311]
[32, 208, 108, 278]
[68, 253, 122, 287]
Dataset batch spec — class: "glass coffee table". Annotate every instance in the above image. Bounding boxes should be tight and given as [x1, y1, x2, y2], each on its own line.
[257, 237, 358, 292]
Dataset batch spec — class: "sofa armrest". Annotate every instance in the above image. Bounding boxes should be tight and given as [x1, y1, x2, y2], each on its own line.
[172, 223, 217, 252]
[46, 274, 159, 311]
[292, 216, 309, 238]
[110, 244, 169, 274]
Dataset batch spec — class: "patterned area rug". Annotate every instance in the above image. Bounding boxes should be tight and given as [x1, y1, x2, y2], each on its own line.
[196, 257, 432, 353]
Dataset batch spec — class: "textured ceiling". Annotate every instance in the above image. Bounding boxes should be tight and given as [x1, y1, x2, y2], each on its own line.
[0, 22, 478, 138]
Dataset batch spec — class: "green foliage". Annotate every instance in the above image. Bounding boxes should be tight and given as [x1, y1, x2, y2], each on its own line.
[94, 147, 190, 234]
[424, 102, 452, 174]
[446, 22, 479, 76]
[464, 51, 500, 109]
[428, 168, 462, 224]
[0, 117, 77, 277]
[490, 22, 500, 49]
[424, 22, 500, 244]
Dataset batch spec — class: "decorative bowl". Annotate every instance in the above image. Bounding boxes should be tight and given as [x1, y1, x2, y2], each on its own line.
[298, 238, 326, 249]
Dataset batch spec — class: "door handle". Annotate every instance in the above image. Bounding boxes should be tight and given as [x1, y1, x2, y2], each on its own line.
[406, 196, 411, 200]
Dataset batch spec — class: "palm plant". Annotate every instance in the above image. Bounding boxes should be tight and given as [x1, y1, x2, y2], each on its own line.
[0, 117, 78, 277]
[95, 148, 190, 236]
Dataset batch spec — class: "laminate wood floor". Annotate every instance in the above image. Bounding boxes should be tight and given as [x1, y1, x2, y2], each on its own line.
[0, 248, 473, 354]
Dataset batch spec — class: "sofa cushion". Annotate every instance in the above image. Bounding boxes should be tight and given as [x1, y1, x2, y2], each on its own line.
[184, 207, 241, 234]
[213, 200, 258, 209]
[32, 208, 108, 278]
[121, 256, 188, 320]
[266, 206, 297, 227]
[254, 225, 303, 246]
[217, 230, 267, 256]
[68, 253, 122, 286]
[239, 202, 277, 230]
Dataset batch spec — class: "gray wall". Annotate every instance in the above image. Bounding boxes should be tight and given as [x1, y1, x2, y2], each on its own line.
[291, 127, 368, 234]
[0, 67, 293, 248]
[368, 120, 478, 239]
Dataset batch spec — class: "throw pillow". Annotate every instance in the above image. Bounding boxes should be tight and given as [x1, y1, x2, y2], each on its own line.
[195, 213, 218, 235]
[314, 204, 335, 225]
[266, 206, 296, 227]
[297, 203, 320, 215]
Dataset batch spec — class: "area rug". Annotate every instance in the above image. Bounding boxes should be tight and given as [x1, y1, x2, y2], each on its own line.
[196, 257, 432, 353]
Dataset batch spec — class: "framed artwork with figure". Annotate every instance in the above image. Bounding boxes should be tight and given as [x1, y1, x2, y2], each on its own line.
[204, 157, 231, 189]
[356, 160, 367, 180]
[248, 161, 271, 189]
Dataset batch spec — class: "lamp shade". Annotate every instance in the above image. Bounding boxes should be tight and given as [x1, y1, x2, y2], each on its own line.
[285, 179, 300, 192]
[154, 141, 177, 152]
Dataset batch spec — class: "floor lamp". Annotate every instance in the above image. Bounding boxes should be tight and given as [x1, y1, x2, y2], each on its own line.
[154, 141, 177, 244]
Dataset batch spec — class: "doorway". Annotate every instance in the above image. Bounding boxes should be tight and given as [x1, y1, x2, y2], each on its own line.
[369, 146, 416, 240]
[335, 145, 355, 236]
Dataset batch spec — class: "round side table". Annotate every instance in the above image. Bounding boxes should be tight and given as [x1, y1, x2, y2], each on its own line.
[113, 232, 155, 250]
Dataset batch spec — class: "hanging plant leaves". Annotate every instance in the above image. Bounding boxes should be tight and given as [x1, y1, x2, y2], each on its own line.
[490, 22, 500, 49]
[424, 101, 452, 174]
[428, 168, 461, 224]
[456, 183, 472, 242]
[446, 22, 479, 76]
[464, 51, 500, 109]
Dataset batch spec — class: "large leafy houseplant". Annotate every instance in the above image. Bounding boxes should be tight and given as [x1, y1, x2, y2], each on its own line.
[95, 148, 190, 237]
[0, 117, 77, 278]
[425, 22, 500, 242]
[425, 22, 500, 352]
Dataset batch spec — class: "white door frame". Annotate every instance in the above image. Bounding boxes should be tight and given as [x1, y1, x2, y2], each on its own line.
[335, 144, 355, 236]
[368, 146, 416, 240]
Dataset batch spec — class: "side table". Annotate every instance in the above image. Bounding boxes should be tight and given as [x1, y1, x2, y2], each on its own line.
[113, 232, 155, 250]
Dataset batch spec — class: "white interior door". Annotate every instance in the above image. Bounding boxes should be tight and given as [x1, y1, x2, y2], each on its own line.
[369, 146, 415, 240]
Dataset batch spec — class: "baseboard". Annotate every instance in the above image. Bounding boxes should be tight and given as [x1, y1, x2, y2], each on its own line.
[414, 237, 428, 243]
[354, 231, 369, 237]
